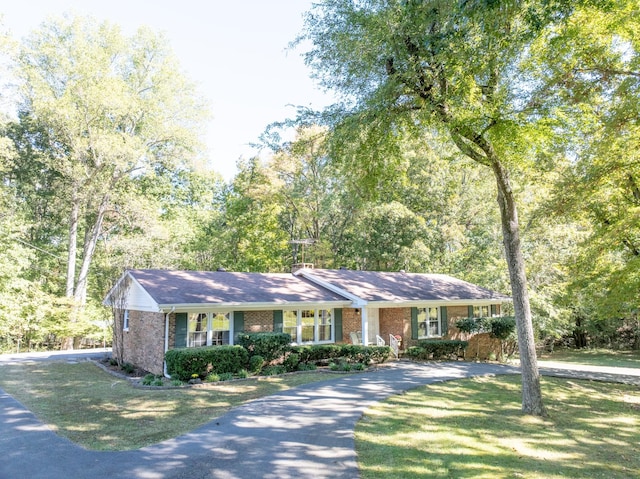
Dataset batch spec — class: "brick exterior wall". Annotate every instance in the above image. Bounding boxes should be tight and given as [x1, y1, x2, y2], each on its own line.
[341, 308, 361, 343]
[121, 310, 166, 375]
[379, 308, 411, 347]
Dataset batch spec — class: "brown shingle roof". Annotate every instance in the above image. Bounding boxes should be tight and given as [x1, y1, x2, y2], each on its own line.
[128, 269, 349, 306]
[299, 269, 509, 302]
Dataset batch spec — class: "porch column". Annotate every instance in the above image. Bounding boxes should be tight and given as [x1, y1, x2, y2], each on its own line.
[361, 308, 369, 346]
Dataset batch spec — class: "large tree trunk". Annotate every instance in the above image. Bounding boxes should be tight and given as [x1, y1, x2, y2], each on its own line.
[65, 189, 79, 298]
[62, 189, 80, 350]
[74, 194, 109, 305]
[492, 158, 546, 416]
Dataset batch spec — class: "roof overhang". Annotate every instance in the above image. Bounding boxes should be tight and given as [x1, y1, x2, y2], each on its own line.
[103, 271, 161, 312]
[158, 300, 353, 313]
[366, 298, 511, 308]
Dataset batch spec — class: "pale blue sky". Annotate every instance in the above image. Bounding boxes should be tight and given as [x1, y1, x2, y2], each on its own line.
[1, 1, 332, 179]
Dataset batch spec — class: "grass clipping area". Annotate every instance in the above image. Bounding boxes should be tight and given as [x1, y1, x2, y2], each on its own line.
[0, 361, 336, 451]
[356, 375, 640, 479]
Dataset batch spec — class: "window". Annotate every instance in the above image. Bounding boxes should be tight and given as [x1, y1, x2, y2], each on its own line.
[123, 310, 129, 331]
[301, 310, 315, 342]
[318, 309, 332, 341]
[211, 312, 230, 345]
[284, 309, 333, 344]
[473, 305, 491, 318]
[283, 310, 298, 341]
[188, 313, 208, 347]
[188, 312, 231, 347]
[417, 307, 440, 338]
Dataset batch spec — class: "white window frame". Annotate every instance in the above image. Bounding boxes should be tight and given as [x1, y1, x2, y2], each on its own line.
[417, 307, 441, 339]
[473, 305, 491, 318]
[210, 312, 231, 346]
[187, 312, 233, 347]
[123, 310, 129, 331]
[283, 308, 334, 344]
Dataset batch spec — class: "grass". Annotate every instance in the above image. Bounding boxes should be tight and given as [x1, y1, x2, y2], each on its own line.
[538, 348, 640, 368]
[355, 375, 640, 479]
[0, 361, 342, 451]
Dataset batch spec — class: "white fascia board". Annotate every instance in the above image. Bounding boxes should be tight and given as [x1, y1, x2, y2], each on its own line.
[294, 270, 368, 307]
[158, 300, 353, 313]
[124, 273, 162, 312]
[102, 272, 127, 307]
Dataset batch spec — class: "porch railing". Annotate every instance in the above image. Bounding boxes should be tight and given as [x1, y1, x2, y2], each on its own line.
[389, 334, 400, 358]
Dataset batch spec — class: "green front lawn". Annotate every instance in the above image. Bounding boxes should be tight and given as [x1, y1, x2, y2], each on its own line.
[538, 348, 640, 368]
[356, 375, 640, 479]
[0, 361, 341, 451]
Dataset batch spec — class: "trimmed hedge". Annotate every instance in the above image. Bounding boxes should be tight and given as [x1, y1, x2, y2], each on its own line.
[166, 341, 392, 381]
[340, 344, 391, 364]
[290, 344, 343, 363]
[290, 344, 391, 365]
[237, 332, 292, 362]
[406, 340, 469, 360]
[165, 345, 249, 381]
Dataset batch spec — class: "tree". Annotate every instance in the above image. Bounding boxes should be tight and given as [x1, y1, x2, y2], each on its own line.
[528, 1, 640, 336]
[299, 0, 563, 414]
[346, 201, 429, 271]
[219, 157, 290, 272]
[10, 16, 207, 347]
[270, 126, 358, 267]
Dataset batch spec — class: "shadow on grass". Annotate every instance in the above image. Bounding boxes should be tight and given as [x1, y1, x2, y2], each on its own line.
[355, 375, 640, 479]
[539, 348, 640, 368]
[0, 361, 339, 450]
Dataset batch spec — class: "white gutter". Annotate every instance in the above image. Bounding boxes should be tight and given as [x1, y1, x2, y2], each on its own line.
[363, 298, 511, 307]
[158, 300, 352, 312]
[163, 306, 175, 378]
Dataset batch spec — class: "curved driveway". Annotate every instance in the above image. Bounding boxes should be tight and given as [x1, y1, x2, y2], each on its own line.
[1, 360, 519, 479]
[2, 356, 639, 479]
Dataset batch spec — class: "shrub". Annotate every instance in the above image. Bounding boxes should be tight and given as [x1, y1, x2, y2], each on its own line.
[204, 373, 220, 382]
[237, 332, 292, 363]
[237, 369, 249, 378]
[339, 345, 391, 364]
[165, 346, 249, 381]
[141, 374, 165, 387]
[489, 316, 516, 340]
[283, 353, 301, 372]
[121, 362, 135, 374]
[456, 316, 516, 340]
[298, 344, 343, 362]
[170, 379, 183, 387]
[329, 360, 351, 371]
[261, 365, 286, 376]
[219, 372, 234, 381]
[456, 317, 483, 334]
[297, 362, 317, 371]
[407, 340, 469, 360]
[249, 355, 265, 373]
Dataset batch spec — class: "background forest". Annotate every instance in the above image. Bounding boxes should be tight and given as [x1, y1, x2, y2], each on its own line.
[0, 1, 639, 353]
